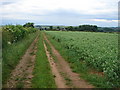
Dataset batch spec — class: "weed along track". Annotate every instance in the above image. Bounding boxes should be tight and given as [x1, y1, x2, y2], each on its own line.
[5, 35, 39, 88]
[44, 34, 94, 88]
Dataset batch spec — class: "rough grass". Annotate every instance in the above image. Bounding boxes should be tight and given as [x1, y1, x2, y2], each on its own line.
[0, 30, 2, 89]
[45, 32, 112, 88]
[32, 32, 56, 88]
[2, 32, 38, 84]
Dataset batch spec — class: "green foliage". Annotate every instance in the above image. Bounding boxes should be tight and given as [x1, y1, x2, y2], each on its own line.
[49, 26, 53, 30]
[2, 25, 37, 48]
[45, 31, 119, 87]
[98, 27, 116, 32]
[65, 25, 98, 32]
[23, 22, 34, 28]
[78, 25, 98, 32]
[67, 26, 73, 31]
[57, 26, 60, 29]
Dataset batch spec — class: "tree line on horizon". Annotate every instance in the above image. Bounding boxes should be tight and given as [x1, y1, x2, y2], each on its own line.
[45, 25, 97, 32]
[45, 25, 119, 32]
[4, 22, 118, 32]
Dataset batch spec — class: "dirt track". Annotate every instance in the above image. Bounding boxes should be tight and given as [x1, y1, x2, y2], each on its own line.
[5, 36, 39, 88]
[44, 34, 94, 88]
[44, 42, 68, 88]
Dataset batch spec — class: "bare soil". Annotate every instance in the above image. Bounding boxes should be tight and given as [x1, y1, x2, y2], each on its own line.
[44, 34, 94, 88]
[90, 70, 104, 77]
[4, 36, 39, 88]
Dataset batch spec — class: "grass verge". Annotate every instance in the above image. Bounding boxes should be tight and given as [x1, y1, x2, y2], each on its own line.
[45, 32, 111, 88]
[32, 32, 56, 88]
[2, 32, 38, 84]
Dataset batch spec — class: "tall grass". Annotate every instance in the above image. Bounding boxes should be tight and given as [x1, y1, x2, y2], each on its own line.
[0, 29, 2, 89]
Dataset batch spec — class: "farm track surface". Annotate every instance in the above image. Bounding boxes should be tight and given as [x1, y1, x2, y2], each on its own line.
[44, 42, 68, 88]
[4, 35, 39, 88]
[44, 34, 94, 88]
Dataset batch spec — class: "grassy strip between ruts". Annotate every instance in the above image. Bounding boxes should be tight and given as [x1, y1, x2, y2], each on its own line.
[45, 32, 112, 88]
[2, 31, 38, 84]
[32, 32, 56, 88]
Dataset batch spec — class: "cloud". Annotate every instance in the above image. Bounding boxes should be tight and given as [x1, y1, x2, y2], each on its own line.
[1, 0, 119, 26]
[2, 2, 14, 5]
[91, 19, 118, 22]
[1, 0, 19, 5]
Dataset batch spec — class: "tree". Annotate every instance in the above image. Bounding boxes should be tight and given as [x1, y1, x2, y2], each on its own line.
[49, 26, 53, 30]
[23, 22, 34, 28]
[74, 27, 78, 31]
[57, 26, 60, 30]
[103, 28, 114, 32]
[78, 25, 98, 32]
[67, 26, 73, 31]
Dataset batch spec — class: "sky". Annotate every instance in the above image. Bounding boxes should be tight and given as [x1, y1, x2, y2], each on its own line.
[0, 0, 119, 27]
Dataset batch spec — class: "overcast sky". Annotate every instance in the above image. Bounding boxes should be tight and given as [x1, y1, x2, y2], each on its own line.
[1, 0, 119, 27]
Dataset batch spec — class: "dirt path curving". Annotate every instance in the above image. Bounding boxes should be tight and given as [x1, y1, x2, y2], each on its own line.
[44, 42, 68, 88]
[4, 36, 39, 88]
[44, 34, 94, 88]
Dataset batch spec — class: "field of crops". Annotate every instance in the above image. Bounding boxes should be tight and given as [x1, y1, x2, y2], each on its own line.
[45, 31, 119, 87]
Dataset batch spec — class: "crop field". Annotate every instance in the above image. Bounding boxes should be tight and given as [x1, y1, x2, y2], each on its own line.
[2, 25, 120, 88]
[45, 31, 119, 87]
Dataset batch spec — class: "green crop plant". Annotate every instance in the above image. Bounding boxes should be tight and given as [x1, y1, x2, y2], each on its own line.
[45, 31, 119, 87]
